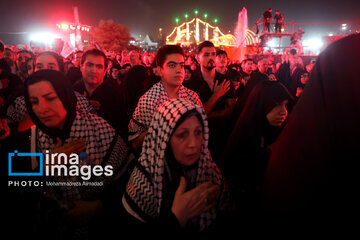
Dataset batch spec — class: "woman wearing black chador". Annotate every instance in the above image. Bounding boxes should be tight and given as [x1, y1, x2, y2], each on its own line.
[221, 80, 293, 214]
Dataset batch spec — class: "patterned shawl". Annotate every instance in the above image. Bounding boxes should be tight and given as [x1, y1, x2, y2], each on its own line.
[123, 98, 223, 231]
[24, 70, 129, 201]
[128, 82, 203, 141]
[36, 109, 129, 200]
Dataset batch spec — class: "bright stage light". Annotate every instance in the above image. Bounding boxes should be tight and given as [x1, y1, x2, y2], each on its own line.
[29, 32, 59, 45]
[267, 40, 276, 48]
[303, 38, 323, 50]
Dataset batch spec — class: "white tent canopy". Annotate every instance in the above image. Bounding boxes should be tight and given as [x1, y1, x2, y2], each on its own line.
[140, 35, 158, 47]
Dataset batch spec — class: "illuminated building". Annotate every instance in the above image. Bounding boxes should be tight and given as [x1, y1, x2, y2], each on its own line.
[166, 12, 258, 47]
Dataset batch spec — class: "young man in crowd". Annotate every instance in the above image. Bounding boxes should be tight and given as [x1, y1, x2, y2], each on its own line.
[128, 45, 202, 152]
[215, 49, 241, 95]
[186, 41, 236, 162]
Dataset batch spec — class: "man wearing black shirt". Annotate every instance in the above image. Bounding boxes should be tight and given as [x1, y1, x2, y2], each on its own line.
[216, 50, 240, 97]
[186, 41, 236, 162]
[73, 49, 127, 139]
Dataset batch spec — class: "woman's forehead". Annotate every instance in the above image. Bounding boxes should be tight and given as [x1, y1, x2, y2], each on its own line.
[28, 80, 55, 95]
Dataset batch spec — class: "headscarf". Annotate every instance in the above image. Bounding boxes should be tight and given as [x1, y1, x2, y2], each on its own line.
[230, 71, 269, 128]
[123, 98, 223, 231]
[261, 33, 360, 222]
[24, 69, 77, 141]
[222, 80, 294, 188]
[24, 70, 129, 200]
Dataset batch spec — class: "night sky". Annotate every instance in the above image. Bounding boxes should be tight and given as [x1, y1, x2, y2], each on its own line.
[1, 0, 359, 45]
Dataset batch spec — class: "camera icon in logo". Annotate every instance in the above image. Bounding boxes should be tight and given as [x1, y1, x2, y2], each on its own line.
[8, 150, 43, 176]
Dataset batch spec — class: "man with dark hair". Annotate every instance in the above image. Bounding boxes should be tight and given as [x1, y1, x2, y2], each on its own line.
[240, 58, 255, 86]
[263, 8, 273, 33]
[73, 48, 126, 138]
[186, 41, 236, 162]
[128, 45, 202, 152]
[155, 45, 184, 67]
[3, 48, 17, 74]
[188, 41, 235, 117]
[15, 50, 34, 82]
[80, 48, 108, 70]
[216, 49, 240, 93]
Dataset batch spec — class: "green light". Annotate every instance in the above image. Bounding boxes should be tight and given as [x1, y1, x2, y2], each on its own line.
[185, 14, 188, 18]
[214, 18, 218, 23]
[204, 13, 208, 18]
[194, 10, 198, 15]
[175, 18, 180, 23]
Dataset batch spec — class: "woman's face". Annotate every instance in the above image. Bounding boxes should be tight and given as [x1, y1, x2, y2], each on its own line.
[111, 68, 119, 79]
[266, 100, 288, 126]
[300, 73, 310, 84]
[184, 68, 192, 81]
[35, 54, 60, 72]
[28, 81, 67, 129]
[170, 115, 204, 166]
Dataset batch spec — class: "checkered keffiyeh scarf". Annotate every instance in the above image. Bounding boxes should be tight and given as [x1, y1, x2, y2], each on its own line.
[128, 82, 203, 141]
[123, 98, 222, 231]
[37, 110, 129, 200]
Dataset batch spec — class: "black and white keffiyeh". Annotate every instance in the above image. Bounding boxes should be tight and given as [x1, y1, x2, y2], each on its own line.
[37, 109, 129, 200]
[24, 70, 129, 201]
[128, 82, 203, 141]
[123, 98, 223, 231]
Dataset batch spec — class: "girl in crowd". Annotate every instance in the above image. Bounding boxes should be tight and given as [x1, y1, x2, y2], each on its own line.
[222, 81, 293, 213]
[184, 65, 192, 81]
[121, 98, 231, 234]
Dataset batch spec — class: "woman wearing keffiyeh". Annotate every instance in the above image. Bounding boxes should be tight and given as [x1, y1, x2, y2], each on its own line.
[122, 98, 230, 234]
[23, 70, 129, 238]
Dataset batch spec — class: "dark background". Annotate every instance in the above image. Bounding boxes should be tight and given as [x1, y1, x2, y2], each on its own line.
[1, 0, 359, 45]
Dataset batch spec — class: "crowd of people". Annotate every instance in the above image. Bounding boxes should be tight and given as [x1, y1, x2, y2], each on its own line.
[1, 32, 358, 238]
